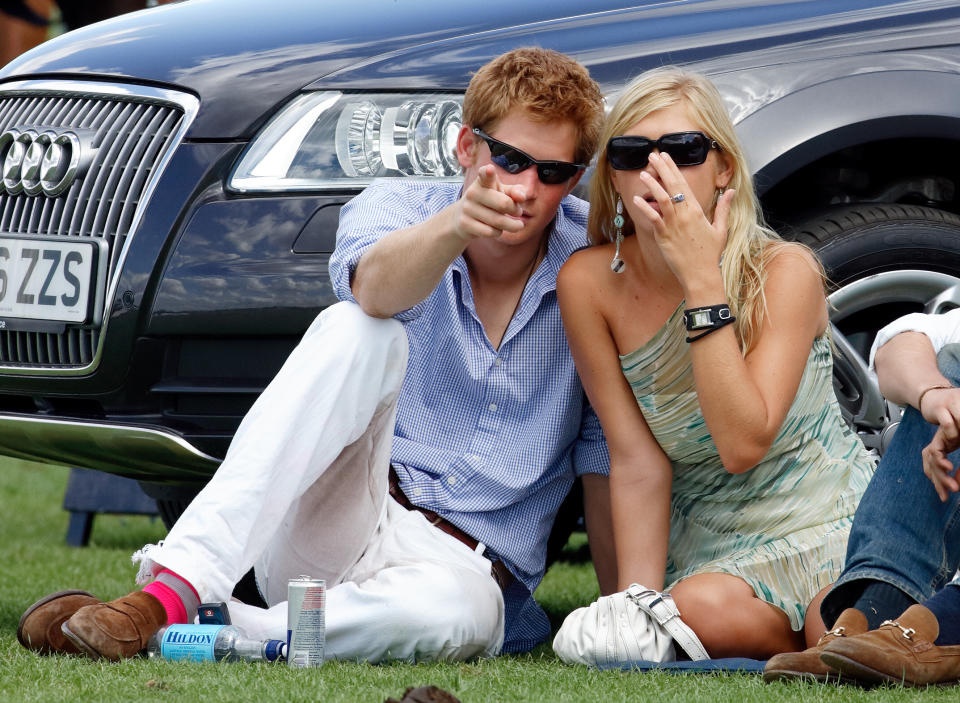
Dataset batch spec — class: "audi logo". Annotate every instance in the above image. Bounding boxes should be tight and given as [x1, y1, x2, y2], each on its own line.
[0, 127, 96, 198]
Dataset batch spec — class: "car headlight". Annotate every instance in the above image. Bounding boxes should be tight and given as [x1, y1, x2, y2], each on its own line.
[229, 91, 464, 192]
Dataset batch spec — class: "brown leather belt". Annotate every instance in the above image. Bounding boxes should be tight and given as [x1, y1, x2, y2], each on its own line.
[388, 467, 513, 592]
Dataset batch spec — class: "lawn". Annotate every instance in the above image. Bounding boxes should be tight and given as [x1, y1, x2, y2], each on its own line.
[0, 460, 954, 702]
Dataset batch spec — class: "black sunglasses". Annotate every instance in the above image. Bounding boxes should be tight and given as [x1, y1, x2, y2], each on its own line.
[607, 131, 720, 170]
[473, 128, 585, 185]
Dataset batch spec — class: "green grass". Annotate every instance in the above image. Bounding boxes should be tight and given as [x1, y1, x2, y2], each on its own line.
[1, 461, 956, 702]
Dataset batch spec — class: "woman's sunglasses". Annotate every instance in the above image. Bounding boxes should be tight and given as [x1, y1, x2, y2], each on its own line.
[607, 131, 720, 170]
[473, 128, 585, 185]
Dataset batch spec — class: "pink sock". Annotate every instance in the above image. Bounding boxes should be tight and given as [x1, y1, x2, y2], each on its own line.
[142, 569, 201, 625]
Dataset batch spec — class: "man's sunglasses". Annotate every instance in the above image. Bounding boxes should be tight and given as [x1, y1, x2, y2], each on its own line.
[607, 131, 720, 170]
[473, 128, 585, 185]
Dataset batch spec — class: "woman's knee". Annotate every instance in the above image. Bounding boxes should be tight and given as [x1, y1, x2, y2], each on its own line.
[670, 575, 800, 657]
[671, 572, 760, 609]
[670, 577, 735, 651]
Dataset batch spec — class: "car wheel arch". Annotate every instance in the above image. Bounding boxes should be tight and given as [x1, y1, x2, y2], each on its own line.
[732, 68, 960, 196]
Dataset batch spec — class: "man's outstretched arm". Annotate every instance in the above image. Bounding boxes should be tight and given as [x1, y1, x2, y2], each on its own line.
[351, 165, 527, 318]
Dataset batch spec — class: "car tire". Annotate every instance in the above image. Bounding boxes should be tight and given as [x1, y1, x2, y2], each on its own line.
[792, 203, 960, 293]
[788, 204, 960, 452]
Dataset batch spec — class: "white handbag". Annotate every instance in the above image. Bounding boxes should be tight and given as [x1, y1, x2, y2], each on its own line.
[553, 584, 709, 667]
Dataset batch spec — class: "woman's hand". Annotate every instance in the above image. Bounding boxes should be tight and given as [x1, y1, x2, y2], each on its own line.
[631, 152, 735, 294]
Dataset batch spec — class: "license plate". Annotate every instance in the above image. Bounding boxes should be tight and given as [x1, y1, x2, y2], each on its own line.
[0, 236, 107, 326]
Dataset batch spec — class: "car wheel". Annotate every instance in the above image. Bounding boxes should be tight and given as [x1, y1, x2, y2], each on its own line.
[789, 204, 960, 453]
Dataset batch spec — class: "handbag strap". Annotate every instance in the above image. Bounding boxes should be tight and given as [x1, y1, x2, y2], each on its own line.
[626, 584, 710, 661]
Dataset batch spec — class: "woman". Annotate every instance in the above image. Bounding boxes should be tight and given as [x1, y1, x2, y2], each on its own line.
[557, 68, 874, 658]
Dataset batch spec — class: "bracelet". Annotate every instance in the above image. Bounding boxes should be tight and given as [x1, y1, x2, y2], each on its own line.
[917, 384, 954, 413]
[686, 315, 736, 343]
[683, 303, 733, 331]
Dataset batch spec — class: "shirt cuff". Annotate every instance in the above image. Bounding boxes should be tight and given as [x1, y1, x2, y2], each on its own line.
[572, 442, 610, 477]
[869, 309, 960, 371]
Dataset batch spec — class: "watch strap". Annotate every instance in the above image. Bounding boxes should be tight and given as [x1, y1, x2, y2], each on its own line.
[684, 304, 733, 331]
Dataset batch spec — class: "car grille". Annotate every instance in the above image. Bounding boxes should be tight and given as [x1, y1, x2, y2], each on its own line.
[0, 80, 198, 371]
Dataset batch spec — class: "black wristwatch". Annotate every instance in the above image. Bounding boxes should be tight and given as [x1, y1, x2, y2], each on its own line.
[683, 304, 733, 331]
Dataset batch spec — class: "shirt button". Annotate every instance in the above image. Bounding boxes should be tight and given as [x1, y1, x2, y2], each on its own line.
[488, 403, 497, 412]
[447, 476, 457, 486]
[412, 487, 422, 497]
[494, 358, 502, 366]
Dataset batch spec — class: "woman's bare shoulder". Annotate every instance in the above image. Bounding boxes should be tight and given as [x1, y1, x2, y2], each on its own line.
[559, 244, 614, 288]
[763, 240, 821, 272]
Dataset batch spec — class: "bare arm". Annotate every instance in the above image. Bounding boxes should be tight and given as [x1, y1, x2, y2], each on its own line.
[635, 153, 826, 473]
[687, 249, 826, 472]
[876, 331, 960, 500]
[558, 254, 672, 592]
[352, 165, 526, 318]
[875, 332, 953, 411]
[581, 472, 617, 595]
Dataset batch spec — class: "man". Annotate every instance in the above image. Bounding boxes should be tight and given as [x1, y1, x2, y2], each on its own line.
[17, 47, 611, 661]
[765, 308, 960, 685]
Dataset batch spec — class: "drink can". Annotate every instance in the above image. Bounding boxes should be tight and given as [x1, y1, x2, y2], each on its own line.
[286, 575, 325, 667]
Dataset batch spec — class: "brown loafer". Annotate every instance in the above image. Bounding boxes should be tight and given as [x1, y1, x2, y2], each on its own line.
[61, 590, 167, 661]
[821, 604, 960, 686]
[17, 590, 101, 655]
[763, 608, 868, 683]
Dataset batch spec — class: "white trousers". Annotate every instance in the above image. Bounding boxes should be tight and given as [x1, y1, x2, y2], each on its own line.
[134, 302, 505, 662]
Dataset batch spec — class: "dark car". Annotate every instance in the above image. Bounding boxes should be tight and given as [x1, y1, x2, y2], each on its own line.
[2, 0, 960, 522]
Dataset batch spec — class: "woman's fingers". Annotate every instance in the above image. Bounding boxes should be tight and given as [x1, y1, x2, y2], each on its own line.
[713, 188, 735, 234]
[651, 152, 693, 210]
[632, 193, 666, 232]
[640, 169, 671, 206]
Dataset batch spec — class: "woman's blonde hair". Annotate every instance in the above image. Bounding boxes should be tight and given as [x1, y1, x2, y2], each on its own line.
[589, 67, 817, 354]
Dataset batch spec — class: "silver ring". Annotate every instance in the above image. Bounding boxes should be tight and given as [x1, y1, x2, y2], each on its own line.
[670, 192, 685, 204]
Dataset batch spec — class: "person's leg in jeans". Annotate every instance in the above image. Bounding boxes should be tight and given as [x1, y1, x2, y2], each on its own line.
[764, 344, 960, 682]
[820, 343, 960, 628]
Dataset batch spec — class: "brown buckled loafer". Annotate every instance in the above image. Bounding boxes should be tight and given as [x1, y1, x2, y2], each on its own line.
[763, 608, 868, 683]
[17, 590, 101, 655]
[60, 590, 167, 661]
[821, 604, 960, 686]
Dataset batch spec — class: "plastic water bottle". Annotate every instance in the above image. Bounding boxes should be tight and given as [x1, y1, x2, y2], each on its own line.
[147, 624, 286, 663]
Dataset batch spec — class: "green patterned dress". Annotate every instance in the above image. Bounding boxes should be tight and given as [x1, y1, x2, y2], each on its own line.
[620, 303, 875, 630]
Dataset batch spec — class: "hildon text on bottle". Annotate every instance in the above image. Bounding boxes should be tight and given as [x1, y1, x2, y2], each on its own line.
[148, 624, 286, 663]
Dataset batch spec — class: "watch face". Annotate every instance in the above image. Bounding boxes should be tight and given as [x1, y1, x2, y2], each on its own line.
[688, 309, 714, 329]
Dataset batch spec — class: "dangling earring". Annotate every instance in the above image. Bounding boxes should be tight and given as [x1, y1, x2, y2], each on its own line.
[712, 185, 725, 209]
[610, 196, 625, 274]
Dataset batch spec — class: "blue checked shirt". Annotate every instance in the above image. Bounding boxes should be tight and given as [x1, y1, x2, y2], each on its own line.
[329, 180, 609, 653]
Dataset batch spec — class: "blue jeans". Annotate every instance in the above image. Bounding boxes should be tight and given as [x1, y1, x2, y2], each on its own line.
[821, 343, 960, 626]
